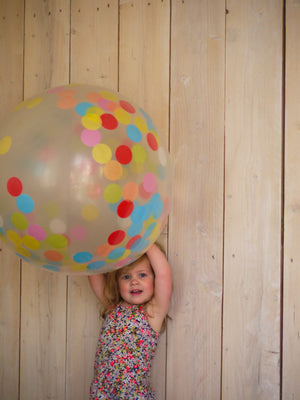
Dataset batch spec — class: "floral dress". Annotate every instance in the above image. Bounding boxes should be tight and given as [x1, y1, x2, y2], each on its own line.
[90, 303, 160, 400]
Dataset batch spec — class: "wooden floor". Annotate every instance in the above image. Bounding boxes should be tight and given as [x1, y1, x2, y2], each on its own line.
[0, 1, 300, 399]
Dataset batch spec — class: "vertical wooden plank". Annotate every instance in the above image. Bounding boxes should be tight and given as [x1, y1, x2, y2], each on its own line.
[0, 253, 21, 400]
[167, 1, 225, 399]
[23, 0, 70, 96]
[0, 1, 24, 399]
[67, 1, 119, 399]
[20, 1, 70, 399]
[70, 0, 118, 88]
[119, 1, 170, 398]
[222, 1, 282, 399]
[0, 0, 24, 110]
[282, 1, 300, 398]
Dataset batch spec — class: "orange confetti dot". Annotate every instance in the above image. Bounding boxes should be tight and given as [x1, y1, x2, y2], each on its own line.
[123, 182, 139, 201]
[96, 243, 114, 257]
[104, 160, 123, 181]
[57, 96, 77, 109]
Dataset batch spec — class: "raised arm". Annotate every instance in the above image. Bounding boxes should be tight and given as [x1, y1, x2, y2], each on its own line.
[146, 243, 172, 316]
[88, 273, 108, 306]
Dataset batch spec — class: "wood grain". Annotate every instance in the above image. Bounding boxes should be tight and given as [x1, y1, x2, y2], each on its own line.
[282, 0, 300, 398]
[167, 1, 225, 399]
[0, 1, 24, 399]
[70, 0, 118, 88]
[222, 1, 282, 399]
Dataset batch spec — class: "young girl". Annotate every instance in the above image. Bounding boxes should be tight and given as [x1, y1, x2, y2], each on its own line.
[88, 243, 172, 400]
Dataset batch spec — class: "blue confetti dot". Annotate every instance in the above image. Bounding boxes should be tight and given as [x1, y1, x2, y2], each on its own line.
[76, 102, 94, 116]
[144, 222, 156, 238]
[128, 222, 143, 237]
[131, 205, 146, 224]
[43, 264, 60, 272]
[73, 251, 93, 263]
[16, 194, 34, 214]
[126, 124, 142, 143]
[131, 237, 149, 253]
[87, 261, 106, 270]
[107, 247, 126, 260]
[15, 253, 30, 262]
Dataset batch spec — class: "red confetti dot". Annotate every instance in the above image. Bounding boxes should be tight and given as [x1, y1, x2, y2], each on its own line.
[101, 113, 118, 130]
[108, 230, 126, 245]
[115, 145, 132, 165]
[7, 177, 23, 196]
[119, 100, 136, 114]
[117, 200, 134, 218]
[147, 132, 158, 151]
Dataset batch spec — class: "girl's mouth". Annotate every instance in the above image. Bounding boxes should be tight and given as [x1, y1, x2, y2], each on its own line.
[130, 289, 142, 295]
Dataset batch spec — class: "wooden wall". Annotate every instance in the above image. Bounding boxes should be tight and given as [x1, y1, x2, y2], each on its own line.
[0, 1, 299, 399]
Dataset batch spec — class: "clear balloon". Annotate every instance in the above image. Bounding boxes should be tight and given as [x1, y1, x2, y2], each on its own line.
[0, 85, 171, 275]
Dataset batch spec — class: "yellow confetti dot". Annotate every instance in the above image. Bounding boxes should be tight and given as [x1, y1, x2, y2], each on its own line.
[132, 144, 147, 164]
[71, 264, 87, 272]
[11, 212, 28, 230]
[92, 143, 112, 164]
[148, 222, 161, 242]
[48, 234, 68, 249]
[81, 204, 99, 221]
[114, 108, 131, 125]
[104, 184, 122, 204]
[86, 106, 104, 116]
[144, 216, 157, 230]
[23, 235, 40, 250]
[82, 113, 102, 130]
[26, 96, 43, 109]
[7, 230, 22, 246]
[0, 136, 12, 155]
[100, 90, 118, 102]
[134, 116, 148, 133]
[15, 246, 31, 258]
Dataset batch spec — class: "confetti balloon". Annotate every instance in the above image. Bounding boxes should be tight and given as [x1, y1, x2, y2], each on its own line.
[0, 85, 171, 274]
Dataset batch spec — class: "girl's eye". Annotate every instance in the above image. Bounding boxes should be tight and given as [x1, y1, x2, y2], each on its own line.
[122, 274, 130, 280]
[139, 272, 147, 278]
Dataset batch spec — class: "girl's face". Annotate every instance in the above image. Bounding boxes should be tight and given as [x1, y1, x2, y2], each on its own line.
[117, 257, 154, 305]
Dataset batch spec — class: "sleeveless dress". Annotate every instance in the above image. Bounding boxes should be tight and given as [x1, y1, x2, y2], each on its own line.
[90, 303, 160, 400]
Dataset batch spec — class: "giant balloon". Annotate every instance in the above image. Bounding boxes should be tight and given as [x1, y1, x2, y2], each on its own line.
[0, 85, 171, 274]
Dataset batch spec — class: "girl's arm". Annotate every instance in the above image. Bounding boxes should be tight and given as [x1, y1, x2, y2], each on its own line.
[146, 243, 172, 317]
[88, 274, 107, 305]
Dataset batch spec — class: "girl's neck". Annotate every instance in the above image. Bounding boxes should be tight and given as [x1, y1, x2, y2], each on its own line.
[120, 300, 142, 307]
